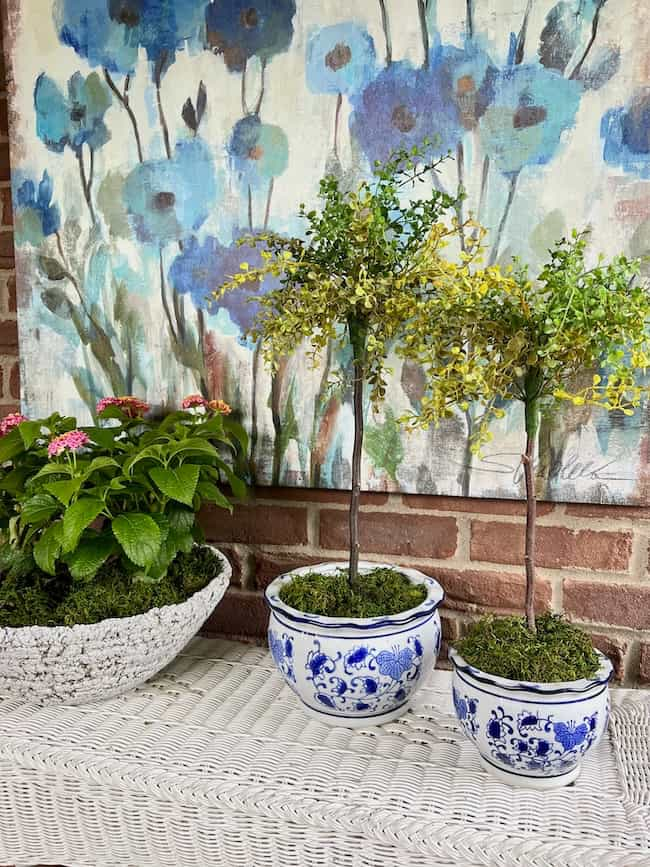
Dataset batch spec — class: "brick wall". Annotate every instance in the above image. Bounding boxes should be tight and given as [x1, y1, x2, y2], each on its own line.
[1, 19, 649, 687]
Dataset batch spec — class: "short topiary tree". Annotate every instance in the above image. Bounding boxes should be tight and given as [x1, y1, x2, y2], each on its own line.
[403, 231, 649, 639]
[215, 146, 487, 589]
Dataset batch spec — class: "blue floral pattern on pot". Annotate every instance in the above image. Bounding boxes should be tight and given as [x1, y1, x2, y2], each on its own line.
[305, 637, 423, 714]
[448, 647, 613, 788]
[268, 629, 296, 685]
[485, 705, 599, 774]
[265, 562, 444, 728]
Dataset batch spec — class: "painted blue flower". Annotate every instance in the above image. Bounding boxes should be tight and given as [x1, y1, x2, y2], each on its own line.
[436, 41, 496, 130]
[53, 0, 139, 74]
[34, 71, 112, 154]
[349, 60, 463, 165]
[123, 138, 217, 243]
[54, 0, 206, 74]
[306, 23, 376, 96]
[602, 89, 650, 179]
[553, 720, 589, 751]
[206, 0, 296, 72]
[268, 629, 285, 666]
[228, 115, 289, 188]
[13, 171, 61, 246]
[168, 232, 278, 332]
[375, 646, 415, 681]
[479, 64, 581, 176]
[346, 646, 369, 668]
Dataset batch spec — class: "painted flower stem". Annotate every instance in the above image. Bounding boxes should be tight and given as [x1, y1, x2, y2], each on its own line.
[103, 69, 143, 163]
[249, 340, 262, 477]
[569, 0, 608, 80]
[378, 0, 393, 66]
[159, 246, 178, 344]
[417, 0, 429, 68]
[310, 339, 335, 485]
[153, 54, 172, 160]
[76, 147, 96, 225]
[247, 185, 254, 232]
[514, 0, 534, 65]
[253, 59, 267, 115]
[271, 359, 287, 485]
[466, 0, 474, 39]
[489, 170, 520, 265]
[263, 178, 275, 231]
[333, 92, 343, 159]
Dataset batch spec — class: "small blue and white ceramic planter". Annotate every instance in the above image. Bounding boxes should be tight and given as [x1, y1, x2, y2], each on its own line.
[265, 561, 444, 728]
[449, 646, 613, 789]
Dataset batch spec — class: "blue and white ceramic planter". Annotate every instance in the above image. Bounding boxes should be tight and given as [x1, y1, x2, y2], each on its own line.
[449, 646, 613, 789]
[265, 561, 444, 727]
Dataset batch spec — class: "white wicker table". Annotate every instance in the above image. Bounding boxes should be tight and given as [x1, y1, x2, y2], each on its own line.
[0, 637, 649, 867]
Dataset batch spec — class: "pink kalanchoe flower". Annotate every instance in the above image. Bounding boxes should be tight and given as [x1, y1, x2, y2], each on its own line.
[96, 396, 150, 418]
[0, 413, 27, 437]
[182, 394, 208, 409]
[47, 430, 91, 458]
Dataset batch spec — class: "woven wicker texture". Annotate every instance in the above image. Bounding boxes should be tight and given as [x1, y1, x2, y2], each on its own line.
[0, 637, 648, 867]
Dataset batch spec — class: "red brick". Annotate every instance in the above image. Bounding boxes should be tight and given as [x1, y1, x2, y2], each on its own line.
[0, 231, 14, 268]
[404, 494, 555, 517]
[8, 359, 18, 400]
[441, 614, 459, 641]
[0, 142, 9, 182]
[435, 566, 552, 614]
[257, 486, 389, 506]
[0, 402, 19, 416]
[2, 274, 15, 313]
[253, 551, 325, 590]
[639, 642, 650, 685]
[0, 318, 17, 351]
[202, 588, 268, 640]
[319, 509, 457, 559]
[200, 502, 308, 546]
[566, 503, 650, 520]
[589, 633, 628, 682]
[0, 186, 11, 226]
[564, 580, 650, 630]
[0, 97, 6, 139]
[470, 521, 632, 572]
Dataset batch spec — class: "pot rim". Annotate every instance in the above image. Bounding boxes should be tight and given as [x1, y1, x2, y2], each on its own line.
[0, 544, 231, 639]
[448, 646, 613, 694]
[265, 559, 444, 630]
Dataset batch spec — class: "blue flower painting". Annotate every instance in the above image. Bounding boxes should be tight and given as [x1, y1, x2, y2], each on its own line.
[4, 0, 650, 504]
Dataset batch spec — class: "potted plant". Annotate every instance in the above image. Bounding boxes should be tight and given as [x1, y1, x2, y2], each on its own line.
[214, 146, 489, 726]
[403, 230, 649, 786]
[0, 394, 247, 704]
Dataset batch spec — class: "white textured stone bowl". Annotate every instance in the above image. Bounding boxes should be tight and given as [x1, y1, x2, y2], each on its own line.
[449, 646, 613, 789]
[0, 545, 231, 705]
[265, 561, 444, 728]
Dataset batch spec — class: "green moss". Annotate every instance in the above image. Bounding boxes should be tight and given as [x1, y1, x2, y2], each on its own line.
[0, 547, 223, 629]
[279, 567, 426, 617]
[454, 613, 600, 683]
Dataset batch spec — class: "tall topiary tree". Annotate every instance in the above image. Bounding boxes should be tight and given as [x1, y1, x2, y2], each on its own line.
[402, 231, 649, 633]
[215, 146, 486, 586]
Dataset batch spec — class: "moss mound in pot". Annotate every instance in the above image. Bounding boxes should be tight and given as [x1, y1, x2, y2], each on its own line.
[454, 613, 600, 683]
[0, 546, 223, 629]
[279, 566, 427, 618]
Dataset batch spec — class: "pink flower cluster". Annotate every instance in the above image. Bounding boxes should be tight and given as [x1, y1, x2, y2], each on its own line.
[0, 413, 27, 437]
[181, 395, 232, 415]
[181, 394, 208, 409]
[47, 430, 90, 458]
[96, 396, 150, 418]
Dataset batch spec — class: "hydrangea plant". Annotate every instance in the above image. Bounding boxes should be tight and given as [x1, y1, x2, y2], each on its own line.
[0, 396, 247, 585]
